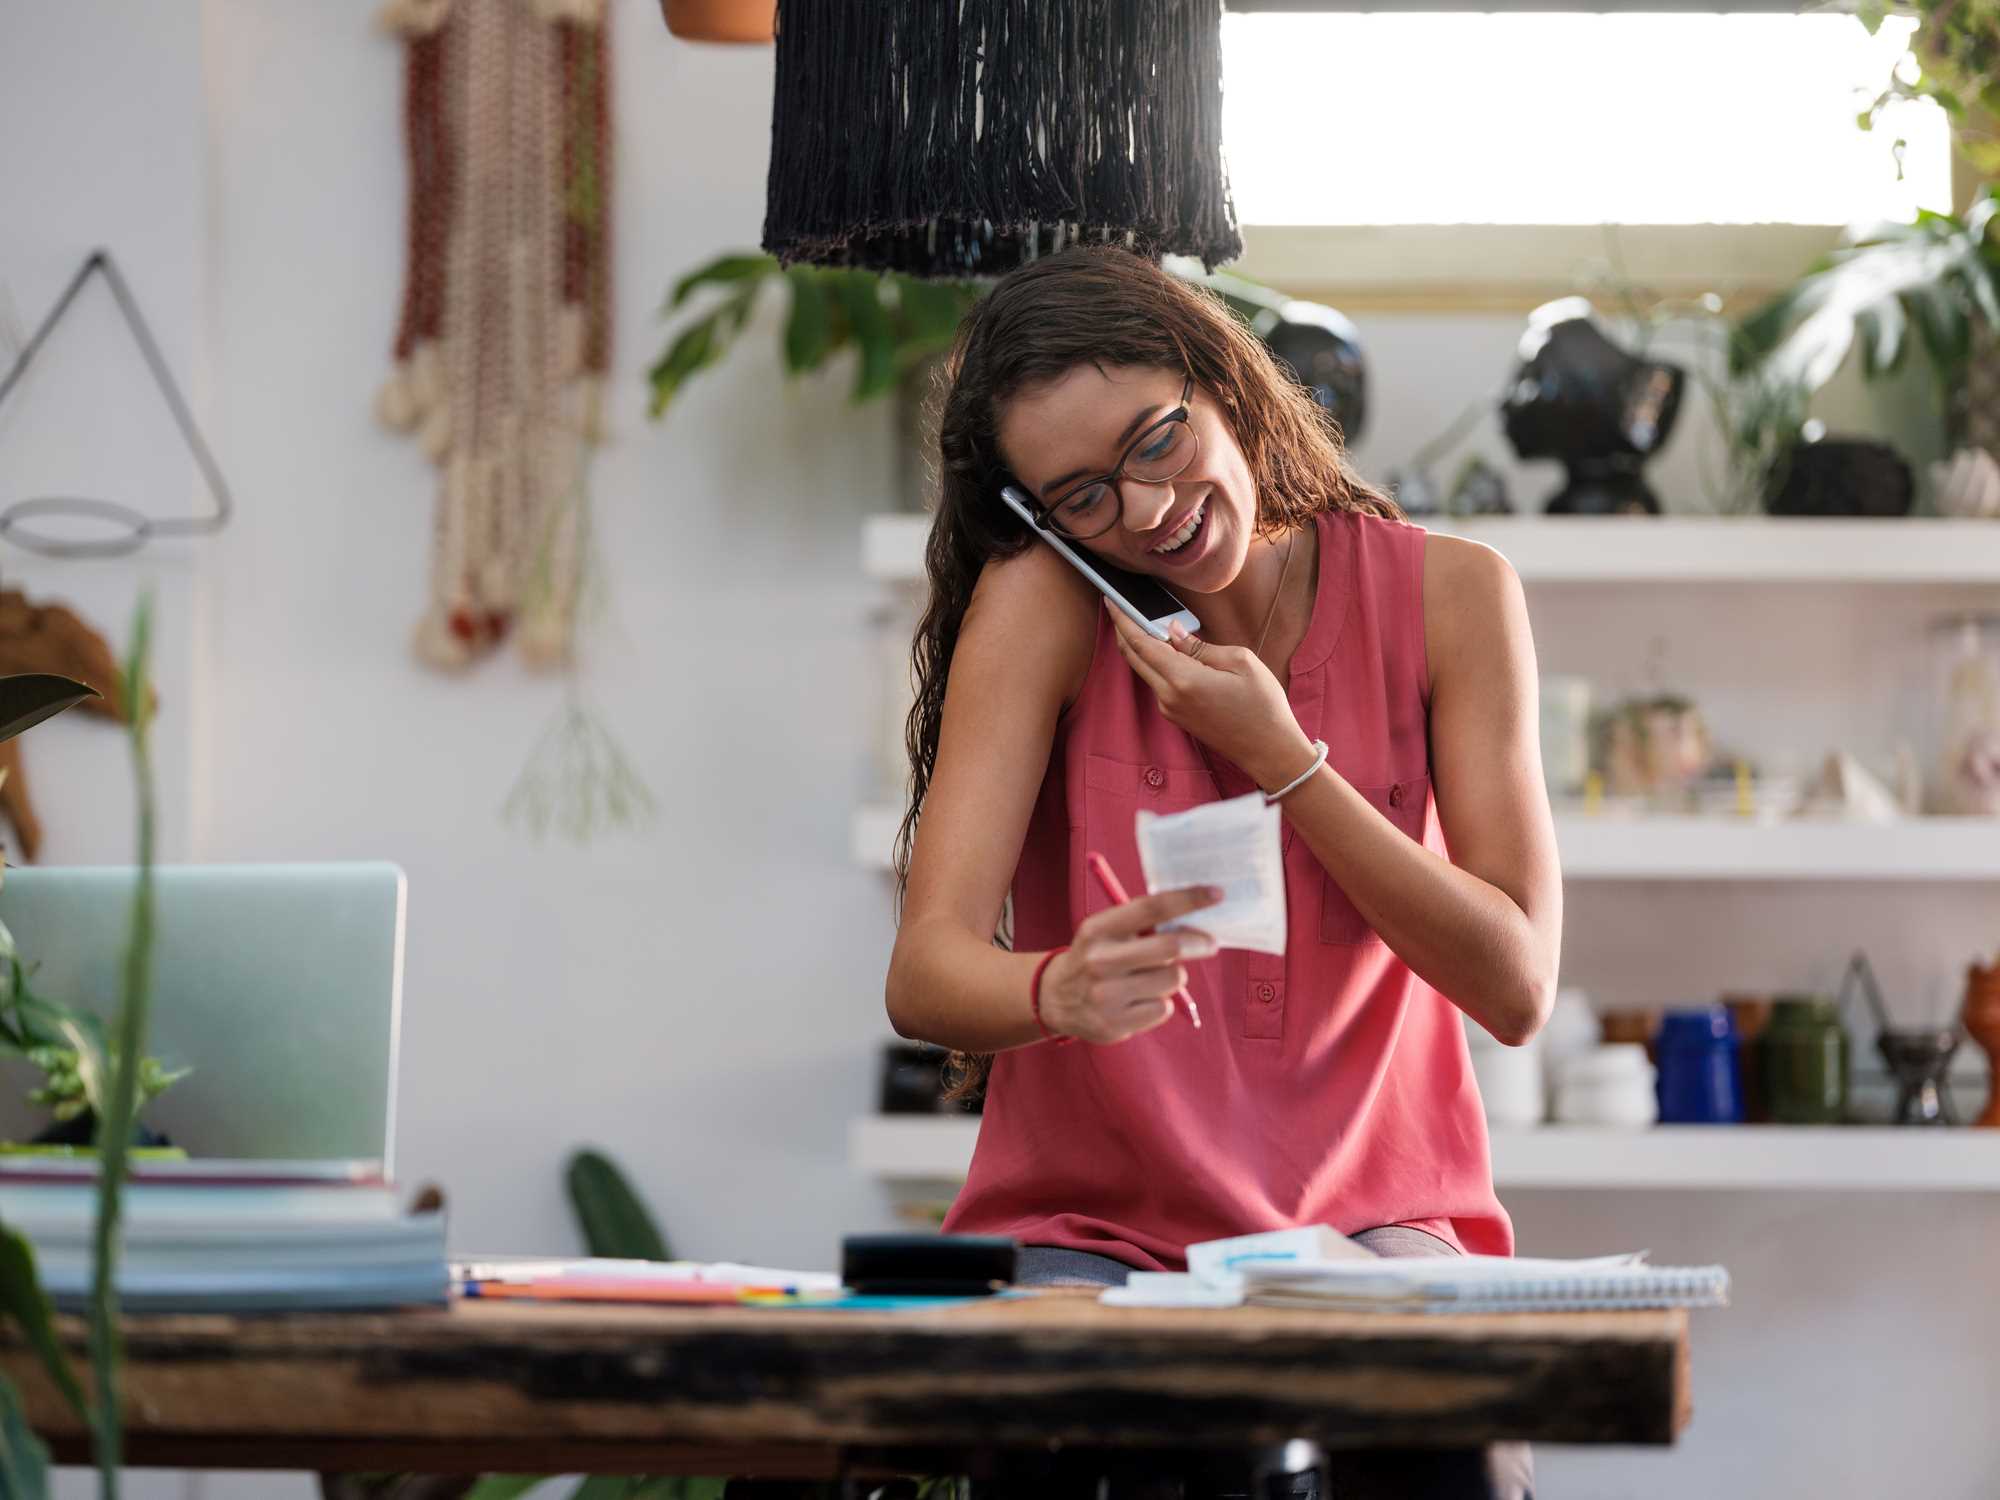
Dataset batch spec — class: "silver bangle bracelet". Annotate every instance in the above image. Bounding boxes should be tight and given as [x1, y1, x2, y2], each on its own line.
[1264, 739, 1329, 804]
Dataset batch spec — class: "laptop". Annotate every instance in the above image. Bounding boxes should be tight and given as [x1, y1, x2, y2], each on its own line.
[0, 863, 406, 1173]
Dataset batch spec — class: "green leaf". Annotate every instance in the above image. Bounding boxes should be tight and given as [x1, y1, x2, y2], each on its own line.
[667, 253, 778, 311]
[834, 274, 899, 402]
[0, 1227, 86, 1424]
[625, 1481, 729, 1500]
[647, 318, 721, 419]
[0, 1374, 49, 1500]
[1856, 300, 1907, 377]
[0, 676, 97, 747]
[459, 1478, 559, 1500]
[565, 1149, 670, 1262]
[783, 269, 834, 373]
[895, 277, 975, 345]
[567, 1479, 636, 1500]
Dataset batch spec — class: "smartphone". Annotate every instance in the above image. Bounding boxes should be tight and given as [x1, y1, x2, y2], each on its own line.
[999, 484, 1200, 642]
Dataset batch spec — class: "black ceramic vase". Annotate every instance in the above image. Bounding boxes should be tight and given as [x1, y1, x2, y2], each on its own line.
[1501, 298, 1685, 515]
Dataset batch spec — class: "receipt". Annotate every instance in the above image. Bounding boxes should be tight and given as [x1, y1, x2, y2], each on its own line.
[1134, 791, 1287, 955]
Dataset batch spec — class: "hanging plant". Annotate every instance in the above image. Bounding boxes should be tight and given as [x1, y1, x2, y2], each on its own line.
[1859, 0, 2000, 178]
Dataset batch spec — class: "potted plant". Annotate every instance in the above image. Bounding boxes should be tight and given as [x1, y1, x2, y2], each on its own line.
[658, 0, 774, 44]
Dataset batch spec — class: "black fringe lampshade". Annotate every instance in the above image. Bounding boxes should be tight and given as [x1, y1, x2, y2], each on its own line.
[762, 0, 1242, 278]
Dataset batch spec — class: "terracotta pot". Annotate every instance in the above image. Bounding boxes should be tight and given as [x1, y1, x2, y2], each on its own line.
[661, 0, 774, 43]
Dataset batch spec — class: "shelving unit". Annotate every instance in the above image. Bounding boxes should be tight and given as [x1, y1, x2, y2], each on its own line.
[849, 804, 2000, 880]
[863, 512, 2000, 587]
[850, 1114, 2000, 1192]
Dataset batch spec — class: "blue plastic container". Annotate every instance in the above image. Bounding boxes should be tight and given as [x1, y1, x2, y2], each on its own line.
[1655, 1006, 1744, 1124]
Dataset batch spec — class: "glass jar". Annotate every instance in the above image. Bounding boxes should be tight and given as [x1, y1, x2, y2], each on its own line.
[1760, 996, 1849, 1125]
[1655, 1006, 1744, 1124]
[1930, 614, 2000, 815]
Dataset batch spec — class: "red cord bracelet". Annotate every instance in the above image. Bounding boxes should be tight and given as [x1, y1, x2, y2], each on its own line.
[1030, 946, 1074, 1045]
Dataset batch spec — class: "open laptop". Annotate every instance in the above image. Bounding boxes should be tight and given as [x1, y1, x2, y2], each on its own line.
[0, 863, 405, 1173]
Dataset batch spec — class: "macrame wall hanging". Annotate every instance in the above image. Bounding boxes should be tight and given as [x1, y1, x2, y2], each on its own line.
[378, 0, 612, 672]
[379, 0, 652, 841]
[761, 0, 1242, 278]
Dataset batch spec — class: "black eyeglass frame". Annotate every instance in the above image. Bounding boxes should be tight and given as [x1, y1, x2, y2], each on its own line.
[1025, 375, 1199, 541]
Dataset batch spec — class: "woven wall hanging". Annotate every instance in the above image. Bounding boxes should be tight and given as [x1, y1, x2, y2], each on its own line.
[762, 0, 1242, 278]
[378, 0, 612, 671]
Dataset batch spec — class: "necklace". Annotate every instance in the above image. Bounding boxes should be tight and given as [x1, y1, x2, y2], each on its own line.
[1252, 529, 1298, 663]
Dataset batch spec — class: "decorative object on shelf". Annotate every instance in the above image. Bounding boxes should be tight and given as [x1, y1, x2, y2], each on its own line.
[1553, 1045, 1658, 1129]
[1654, 1006, 1744, 1125]
[1202, 269, 1368, 441]
[1766, 436, 1913, 518]
[1539, 987, 1601, 1119]
[1932, 447, 2000, 518]
[377, 0, 612, 671]
[1761, 996, 1849, 1126]
[1600, 1007, 1661, 1062]
[1929, 614, 2000, 815]
[1877, 1028, 1963, 1126]
[1837, 949, 1961, 1127]
[660, 0, 773, 43]
[1539, 676, 1592, 799]
[1795, 750, 1906, 824]
[1963, 955, 2000, 1128]
[1463, 1013, 1543, 1128]
[1597, 694, 1712, 806]
[761, 0, 1241, 277]
[1500, 297, 1684, 515]
[1446, 456, 1511, 517]
[1723, 995, 1775, 1123]
[0, 593, 137, 861]
[0, 249, 235, 559]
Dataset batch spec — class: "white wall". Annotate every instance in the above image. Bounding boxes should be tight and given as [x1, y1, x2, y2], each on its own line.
[5, 4, 1998, 1499]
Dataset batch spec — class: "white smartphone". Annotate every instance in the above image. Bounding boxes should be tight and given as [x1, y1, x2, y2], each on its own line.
[999, 484, 1201, 642]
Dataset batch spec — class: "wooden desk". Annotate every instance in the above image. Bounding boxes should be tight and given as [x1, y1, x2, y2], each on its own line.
[2, 1292, 1689, 1478]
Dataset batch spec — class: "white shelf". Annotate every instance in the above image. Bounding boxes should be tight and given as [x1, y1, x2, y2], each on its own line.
[850, 1115, 2000, 1192]
[863, 512, 2000, 586]
[1555, 816, 2000, 881]
[851, 805, 2000, 881]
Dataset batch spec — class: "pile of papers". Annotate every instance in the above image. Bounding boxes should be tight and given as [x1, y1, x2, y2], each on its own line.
[1102, 1224, 1730, 1314]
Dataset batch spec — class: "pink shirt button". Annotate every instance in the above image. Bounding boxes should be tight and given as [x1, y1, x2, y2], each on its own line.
[1144, 766, 1167, 789]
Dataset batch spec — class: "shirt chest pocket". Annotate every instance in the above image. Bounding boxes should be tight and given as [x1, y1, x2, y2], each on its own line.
[1320, 772, 1431, 946]
[1078, 753, 1218, 914]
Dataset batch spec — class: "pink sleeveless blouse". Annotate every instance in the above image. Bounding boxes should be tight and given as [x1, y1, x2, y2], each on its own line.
[939, 509, 1512, 1271]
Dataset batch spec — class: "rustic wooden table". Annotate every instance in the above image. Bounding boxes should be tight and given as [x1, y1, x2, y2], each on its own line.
[1, 1291, 1689, 1485]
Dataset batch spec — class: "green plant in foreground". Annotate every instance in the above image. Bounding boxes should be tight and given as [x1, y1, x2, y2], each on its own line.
[0, 658, 153, 1498]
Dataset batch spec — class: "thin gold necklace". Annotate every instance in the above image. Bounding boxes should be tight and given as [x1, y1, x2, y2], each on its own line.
[1251, 528, 1298, 662]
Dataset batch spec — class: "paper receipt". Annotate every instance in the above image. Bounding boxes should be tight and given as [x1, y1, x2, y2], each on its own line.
[1134, 791, 1287, 955]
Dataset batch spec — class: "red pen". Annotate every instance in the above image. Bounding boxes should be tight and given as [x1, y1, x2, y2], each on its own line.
[1085, 850, 1202, 1029]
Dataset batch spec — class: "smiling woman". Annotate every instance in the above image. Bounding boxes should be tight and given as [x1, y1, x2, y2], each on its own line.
[882, 248, 1558, 1497]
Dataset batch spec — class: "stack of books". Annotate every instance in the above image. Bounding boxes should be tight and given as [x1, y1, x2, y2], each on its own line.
[0, 1157, 448, 1312]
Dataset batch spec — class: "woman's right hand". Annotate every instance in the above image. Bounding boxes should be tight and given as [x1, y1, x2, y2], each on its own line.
[1038, 887, 1223, 1045]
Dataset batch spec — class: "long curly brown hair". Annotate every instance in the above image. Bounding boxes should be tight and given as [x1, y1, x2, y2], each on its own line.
[897, 247, 1399, 1101]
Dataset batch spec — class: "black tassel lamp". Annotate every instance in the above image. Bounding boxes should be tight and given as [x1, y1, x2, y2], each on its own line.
[762, 0, 1242, 278]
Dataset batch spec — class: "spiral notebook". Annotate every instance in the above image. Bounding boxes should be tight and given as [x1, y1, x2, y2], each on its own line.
[1237, 1253, 1730, 1314]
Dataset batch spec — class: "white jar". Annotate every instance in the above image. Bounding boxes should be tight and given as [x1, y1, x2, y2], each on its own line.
[1470, 1039, 1545, 1129]
[1539, 988, 1600, 1119]
[1554, 1044, 1658, 1128]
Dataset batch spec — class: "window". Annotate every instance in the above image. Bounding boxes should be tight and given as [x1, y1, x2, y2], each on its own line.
[1221, 12, 1952, 227]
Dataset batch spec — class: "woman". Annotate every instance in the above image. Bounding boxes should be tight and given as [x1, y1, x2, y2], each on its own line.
[886, 248, 1559, 1294]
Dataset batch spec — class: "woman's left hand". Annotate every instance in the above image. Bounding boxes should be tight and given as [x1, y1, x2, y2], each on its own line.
[1106, 602, 1315, 789]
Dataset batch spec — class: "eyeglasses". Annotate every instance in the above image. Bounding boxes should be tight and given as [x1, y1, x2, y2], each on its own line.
[1029, 376, 1201, 541]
